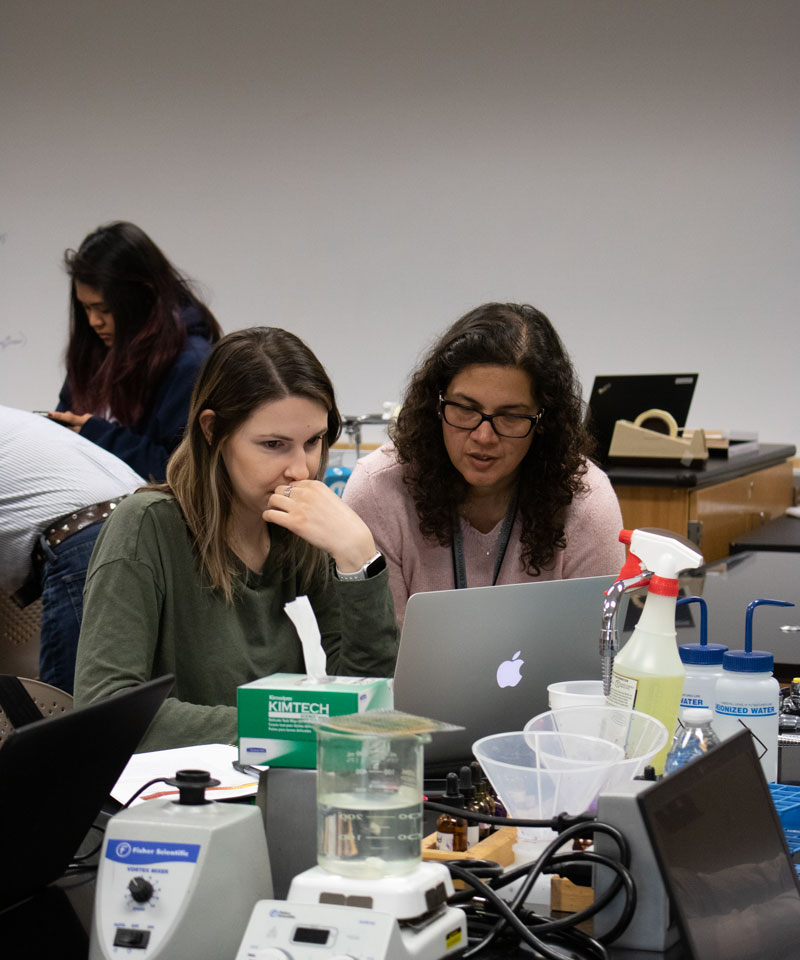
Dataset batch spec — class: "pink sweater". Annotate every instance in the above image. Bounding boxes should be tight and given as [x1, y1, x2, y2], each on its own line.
[343, 443, 626, 627]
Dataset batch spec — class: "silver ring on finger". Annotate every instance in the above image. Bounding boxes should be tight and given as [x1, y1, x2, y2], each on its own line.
[284, 485, 293, 499]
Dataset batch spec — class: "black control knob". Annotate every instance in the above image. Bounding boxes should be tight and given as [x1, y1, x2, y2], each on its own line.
[128, 876, 154, 903]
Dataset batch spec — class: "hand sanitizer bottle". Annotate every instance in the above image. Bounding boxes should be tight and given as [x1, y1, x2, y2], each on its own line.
[714, 598, 794, 782]
[676, 596, 727, 721]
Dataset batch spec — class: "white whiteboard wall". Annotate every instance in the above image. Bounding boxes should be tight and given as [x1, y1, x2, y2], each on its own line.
[1, 0, 798, 451]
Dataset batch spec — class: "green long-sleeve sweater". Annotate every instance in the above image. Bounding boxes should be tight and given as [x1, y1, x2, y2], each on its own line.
[74, 492, 398, 751]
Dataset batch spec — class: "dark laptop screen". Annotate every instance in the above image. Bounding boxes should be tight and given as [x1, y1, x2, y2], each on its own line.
[638, 730, 800, 960]
[0, 675, 173, 910]
[586, 373, 698, 463]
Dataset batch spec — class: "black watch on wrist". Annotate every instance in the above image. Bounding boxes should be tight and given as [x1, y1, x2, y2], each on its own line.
[335, 551, 386, 581]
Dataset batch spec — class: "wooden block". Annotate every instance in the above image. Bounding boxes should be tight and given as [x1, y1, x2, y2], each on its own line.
[422, 827, 517, 890]
[550, 876, 594, 913]
[421, 826, 517, 865]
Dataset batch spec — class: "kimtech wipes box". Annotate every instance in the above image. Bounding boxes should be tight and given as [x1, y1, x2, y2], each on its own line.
[237, 674, 394, 769]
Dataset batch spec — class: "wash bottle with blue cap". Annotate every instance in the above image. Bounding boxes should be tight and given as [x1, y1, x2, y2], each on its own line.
[713, 598, 794, 782]
[606, 528, 703, 774]
[676, 596, 727, 722]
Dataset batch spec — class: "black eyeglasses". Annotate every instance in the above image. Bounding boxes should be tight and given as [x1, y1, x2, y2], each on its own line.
[438, 394, 544, 439]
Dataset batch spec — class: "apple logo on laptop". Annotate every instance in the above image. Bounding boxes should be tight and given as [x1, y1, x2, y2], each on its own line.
[496, 650, 524, 688]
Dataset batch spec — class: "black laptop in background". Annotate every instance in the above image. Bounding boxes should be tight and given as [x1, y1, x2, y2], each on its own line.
[586, 373, 699, 464]
[0, 675, 173, 912]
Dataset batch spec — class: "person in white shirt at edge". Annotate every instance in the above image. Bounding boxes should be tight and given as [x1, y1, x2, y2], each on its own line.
[0, 405, 144, 692]
[343, 302, 625, 627]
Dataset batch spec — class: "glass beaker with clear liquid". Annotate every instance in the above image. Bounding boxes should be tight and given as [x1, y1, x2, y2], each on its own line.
[316, 714, 430, 879]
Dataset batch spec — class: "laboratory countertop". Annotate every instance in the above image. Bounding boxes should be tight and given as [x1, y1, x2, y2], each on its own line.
[604, 441, 795, 488]
[730, 514, 800, 553]
[676, 550, 800, 671]
[1, 798, 688, 960]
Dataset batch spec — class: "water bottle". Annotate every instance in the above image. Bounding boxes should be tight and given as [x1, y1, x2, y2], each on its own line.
[664, 707, 720, 774]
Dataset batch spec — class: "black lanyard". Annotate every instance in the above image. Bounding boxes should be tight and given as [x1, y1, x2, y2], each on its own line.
[451, 494, 518, 590]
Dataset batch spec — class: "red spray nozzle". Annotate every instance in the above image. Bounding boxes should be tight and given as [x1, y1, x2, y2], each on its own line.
[613, 528, 651, 588]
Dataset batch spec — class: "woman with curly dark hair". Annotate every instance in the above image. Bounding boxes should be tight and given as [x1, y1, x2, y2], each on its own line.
[343, 302, 624, 625]
[46, 221, 222, 482]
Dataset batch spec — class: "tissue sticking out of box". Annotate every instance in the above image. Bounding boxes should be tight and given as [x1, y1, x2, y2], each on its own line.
[284, 595, 328, 683]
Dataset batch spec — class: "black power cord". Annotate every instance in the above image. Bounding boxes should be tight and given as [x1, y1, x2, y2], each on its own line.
[423, 801, 636, 959]
[66, 777, 171, 874]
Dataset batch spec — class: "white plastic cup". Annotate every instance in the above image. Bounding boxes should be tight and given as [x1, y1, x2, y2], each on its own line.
[547, 680, 606, 711]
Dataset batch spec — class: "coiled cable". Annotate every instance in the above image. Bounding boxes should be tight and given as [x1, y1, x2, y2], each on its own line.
[423, 802, 636, 959]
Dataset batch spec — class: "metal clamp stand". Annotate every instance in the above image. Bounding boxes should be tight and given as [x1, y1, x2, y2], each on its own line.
[341, 414, 393, 458]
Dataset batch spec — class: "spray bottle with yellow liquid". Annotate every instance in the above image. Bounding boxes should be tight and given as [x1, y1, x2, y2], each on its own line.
[606, 528, 703, 773]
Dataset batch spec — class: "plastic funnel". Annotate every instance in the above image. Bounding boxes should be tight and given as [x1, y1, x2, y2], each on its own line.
[473, 731, 624, 849]
[547, 680, 606, 710]
[525, 706, 668, 788]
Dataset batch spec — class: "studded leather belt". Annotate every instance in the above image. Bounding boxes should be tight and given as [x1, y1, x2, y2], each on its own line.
[43, 497, 128, 549]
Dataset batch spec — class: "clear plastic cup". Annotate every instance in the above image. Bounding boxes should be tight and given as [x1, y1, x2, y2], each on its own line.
[547, 680, 606, 710]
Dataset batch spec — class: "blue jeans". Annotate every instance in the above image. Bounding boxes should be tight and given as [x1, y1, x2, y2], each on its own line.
[38, 522, 103, 694]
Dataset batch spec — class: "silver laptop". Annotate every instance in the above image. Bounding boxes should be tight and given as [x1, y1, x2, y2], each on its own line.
[393, 575, 616, 767]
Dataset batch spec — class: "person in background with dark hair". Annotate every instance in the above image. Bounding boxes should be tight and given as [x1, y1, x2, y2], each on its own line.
[343, 302, 625, 626]
[74, 327, 397, 750]
[45, 221, 222, 481]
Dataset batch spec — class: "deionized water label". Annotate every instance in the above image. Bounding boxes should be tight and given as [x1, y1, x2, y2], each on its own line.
[715, 701, 777, 718]
[681, 694, 710, 709]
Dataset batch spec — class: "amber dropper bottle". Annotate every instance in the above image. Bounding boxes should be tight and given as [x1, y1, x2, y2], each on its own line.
[469, 761, 494, 840]
[459, 766, 481, 848]
[435, 772, 468, 853]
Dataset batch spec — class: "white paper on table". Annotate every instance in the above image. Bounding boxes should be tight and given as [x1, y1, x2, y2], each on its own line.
[111, 743, 262, 807]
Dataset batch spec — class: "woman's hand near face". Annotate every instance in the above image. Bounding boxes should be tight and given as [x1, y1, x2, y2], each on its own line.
[263, 480, 378, 573]
[46, 410, 93, 432]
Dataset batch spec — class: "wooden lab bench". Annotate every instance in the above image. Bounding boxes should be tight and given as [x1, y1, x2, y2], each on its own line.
[606, 443, 796, 564]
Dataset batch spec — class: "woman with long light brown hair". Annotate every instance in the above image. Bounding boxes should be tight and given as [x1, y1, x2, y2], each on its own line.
[74, 327, 397, 750]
